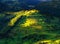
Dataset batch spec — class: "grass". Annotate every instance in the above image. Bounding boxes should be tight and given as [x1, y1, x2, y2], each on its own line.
[0, 9, 60, 44]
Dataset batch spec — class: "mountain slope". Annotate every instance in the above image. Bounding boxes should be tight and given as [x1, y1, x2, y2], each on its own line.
[0, 10, 60, 44]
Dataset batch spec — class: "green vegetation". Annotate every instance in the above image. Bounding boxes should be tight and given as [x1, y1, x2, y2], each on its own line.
[0, 10, 60, 44]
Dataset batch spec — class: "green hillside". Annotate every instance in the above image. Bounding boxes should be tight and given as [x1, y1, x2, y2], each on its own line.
[0, 10, 60, 44]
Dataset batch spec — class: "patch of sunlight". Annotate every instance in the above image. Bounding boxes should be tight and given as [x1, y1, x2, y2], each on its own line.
[13, 10, 25, 16]
[8, 11, 24, 26]
[21, 18, 37, 27]
[34, 40, 52, 44]
[23, 9, 38, 16]
[55, 40, 60, 44]
[34, 40, 60, 44]
[8, 10, 38, 26]
[32, 25, 42, 29]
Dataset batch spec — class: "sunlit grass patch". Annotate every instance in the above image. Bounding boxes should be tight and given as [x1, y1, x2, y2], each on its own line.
[21, 18, 37, 27]
[32, 25, 42, 29]
[8, 10, 38, 26]
[34, 40, 60, 44]
[8, 11, 24, 26]
[23, 9, 38, 16]
[34, 40, 52, 44]
[55, 40, 60, 44]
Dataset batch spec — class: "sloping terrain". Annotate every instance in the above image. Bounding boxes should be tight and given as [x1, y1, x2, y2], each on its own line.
[0, 9, 60, 44]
